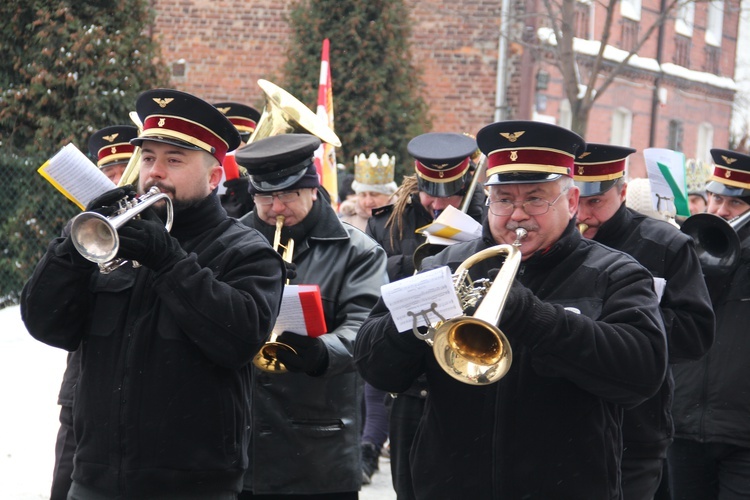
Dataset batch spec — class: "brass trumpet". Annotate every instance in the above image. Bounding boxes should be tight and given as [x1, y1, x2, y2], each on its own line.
[413, 228, 526, 385]
[70, 186, 173, 274]
[252, 215, 297, 373]
[578, 223, 589, 235]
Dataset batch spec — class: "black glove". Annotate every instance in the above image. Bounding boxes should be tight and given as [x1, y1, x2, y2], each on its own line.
[116, 218, 187, 272]
[499, 279, 534, 325]
[221, 177, 252, 218]
[85, 185, 137, 217]
[275, 331, 329, 376]
[284, 261, 297, 281]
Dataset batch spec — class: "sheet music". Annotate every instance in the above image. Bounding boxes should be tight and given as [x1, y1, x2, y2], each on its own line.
[381, 266, 463, 333]
[416, 205, 482, 244]
[37, 143, 115, 210]
[272, 285, 327, 337]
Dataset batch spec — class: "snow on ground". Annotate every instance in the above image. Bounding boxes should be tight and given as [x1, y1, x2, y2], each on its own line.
[0, 305, 68, 499]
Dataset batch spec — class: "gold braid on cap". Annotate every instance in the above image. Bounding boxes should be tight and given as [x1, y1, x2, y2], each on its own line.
[385, 175, 419, 249]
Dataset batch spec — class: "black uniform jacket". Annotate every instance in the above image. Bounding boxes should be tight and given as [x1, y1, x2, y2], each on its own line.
[595, 205, 714, 458]
[673, 224, 750, 448]
[240, 199, 387, 494]
[21, 194, 285, 496]
[355, 220, 668, 499]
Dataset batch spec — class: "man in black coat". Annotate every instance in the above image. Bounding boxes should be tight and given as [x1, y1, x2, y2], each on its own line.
[356, 121, 668, 499]
[21, 89, 285, 499]
[235, 134, 387, 499]
[669, 149, 750, 499]
[365, 132, 484, 499]
[575, 143, 715, 499]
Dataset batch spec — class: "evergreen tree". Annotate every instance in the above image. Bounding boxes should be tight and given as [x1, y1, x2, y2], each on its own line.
[282, 0, 431, 182]
[0, 1, 170, 307]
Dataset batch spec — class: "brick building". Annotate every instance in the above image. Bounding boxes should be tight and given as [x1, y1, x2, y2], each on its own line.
[151, 0, 740, 177]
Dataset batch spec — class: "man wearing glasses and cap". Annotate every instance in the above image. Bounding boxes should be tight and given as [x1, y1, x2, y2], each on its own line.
[574, 143, 714, 499]
[22, 89, 285, 499]
[355, 121, 667, 498]
[234, 134, 387, 499]
[365, 132, 485, 499]
[669, 149, 750, 499]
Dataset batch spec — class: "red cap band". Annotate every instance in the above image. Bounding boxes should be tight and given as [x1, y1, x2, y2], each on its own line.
[141, 115, 229, 163]
[711, 165, 750, 190]
[573, 159, 627, 181]
[486, 148, 574, 178]
[98, 143, 135, 167]
[414, 157, 470, 183]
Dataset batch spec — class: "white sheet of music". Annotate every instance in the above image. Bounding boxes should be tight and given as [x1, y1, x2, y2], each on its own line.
[381, 266, 463, 333]
[38, 143, 115, 210]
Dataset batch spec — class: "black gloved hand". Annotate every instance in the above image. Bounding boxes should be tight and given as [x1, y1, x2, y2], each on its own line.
[499, 279, 534, 325]
[85, 185, 137, 217]
[116, 218, 187, 273]
[284, 261, 297, 281]
[223, 177, 250, 203]
[275, 331, 329, 376]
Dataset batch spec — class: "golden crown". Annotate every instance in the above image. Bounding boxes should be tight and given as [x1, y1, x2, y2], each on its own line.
[354, 153, 396, 186]
[685, 158, 712, 193]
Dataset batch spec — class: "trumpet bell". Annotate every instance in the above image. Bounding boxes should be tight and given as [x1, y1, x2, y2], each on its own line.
[252, 342, 297, 373]
[250, 79, 342, 147]
[71, 212, 120, 263]
[432, 317, 512, 385]
[681, 212, 746, 276]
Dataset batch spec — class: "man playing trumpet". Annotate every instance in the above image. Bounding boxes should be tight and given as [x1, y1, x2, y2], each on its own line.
[235, 134, 387, 498]
[22, 89, 285, 499]
[355, 121, 668, 498]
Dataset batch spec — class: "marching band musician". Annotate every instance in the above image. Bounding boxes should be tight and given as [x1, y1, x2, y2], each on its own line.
[46, 123, 142, 500]
[574, 144, 715, 499]
[21, 89, 285, 499]
[235, 134, 387, 499]
[669, 149, 750, 498]
[355, 121, 668, 499]
[365, 132, 485, 500]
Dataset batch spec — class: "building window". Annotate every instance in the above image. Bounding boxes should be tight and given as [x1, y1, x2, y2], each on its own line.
[674, 35, 691, 68]
[704, 45, 721, 74]
[696, 123, 714, 163]
[668, 120, 684, 152]
[611, 108, 633, 147]
[620, 0, 641, 21]
[620, 19, 639, 52]
[705, 0, 724, 47]
[675, 2, 695, 37]
[574, 0, 591, 39]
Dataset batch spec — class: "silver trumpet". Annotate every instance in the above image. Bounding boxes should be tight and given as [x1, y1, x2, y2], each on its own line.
[70, 186, 173, 274]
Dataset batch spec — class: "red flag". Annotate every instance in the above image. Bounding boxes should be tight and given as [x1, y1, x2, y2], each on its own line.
[313, 39, 338, 209]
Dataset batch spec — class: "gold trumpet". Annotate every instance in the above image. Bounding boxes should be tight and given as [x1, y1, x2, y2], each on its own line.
[578, 223, 589, 235]
[252, 215, 297, 373]
[413, 228, 526, 385]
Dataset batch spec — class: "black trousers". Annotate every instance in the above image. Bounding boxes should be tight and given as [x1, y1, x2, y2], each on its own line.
[621, 454, 664, 500]
[389, 395, 425, 500]
[51, 404, 75, 500]
[668, 438, 750, 500]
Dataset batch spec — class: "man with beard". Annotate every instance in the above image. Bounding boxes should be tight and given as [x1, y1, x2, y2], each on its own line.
[355, 121, 668, 499]
[21, 89, 285, 499]
[574, 143, 714, 499]
[235, 134, 387, 499]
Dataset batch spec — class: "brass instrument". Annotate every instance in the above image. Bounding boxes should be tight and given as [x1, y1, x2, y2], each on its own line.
[413, 228, 527, 385]
[70, 186, 173, 274]
[578, 223, 589, 235]
[249, 79, 342, 147]
[117, 111, 144, 188]
[252, 215, 298, 373]
[680, 210, 750, 276]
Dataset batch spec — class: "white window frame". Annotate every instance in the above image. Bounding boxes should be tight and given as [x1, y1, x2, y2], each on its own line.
[705, 0, 724, 47]
[611, 108, 633, 175]
[696, 123, 714, 163]
[559, 99, 572, 130]
[620, 0, 641, 21]
[675, 1, 695, 37]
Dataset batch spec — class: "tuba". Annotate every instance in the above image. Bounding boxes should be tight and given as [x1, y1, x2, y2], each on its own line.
[70, 186, 173, 274]
[252, 215, 298, 373]
[680, 210, 750, 276]
[413, 228, 526, 385]
[249, 79, 341, 147]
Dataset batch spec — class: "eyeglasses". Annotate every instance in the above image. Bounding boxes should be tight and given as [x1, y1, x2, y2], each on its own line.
[253, 191, 302, 206]
[486, 189, 569, 216]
